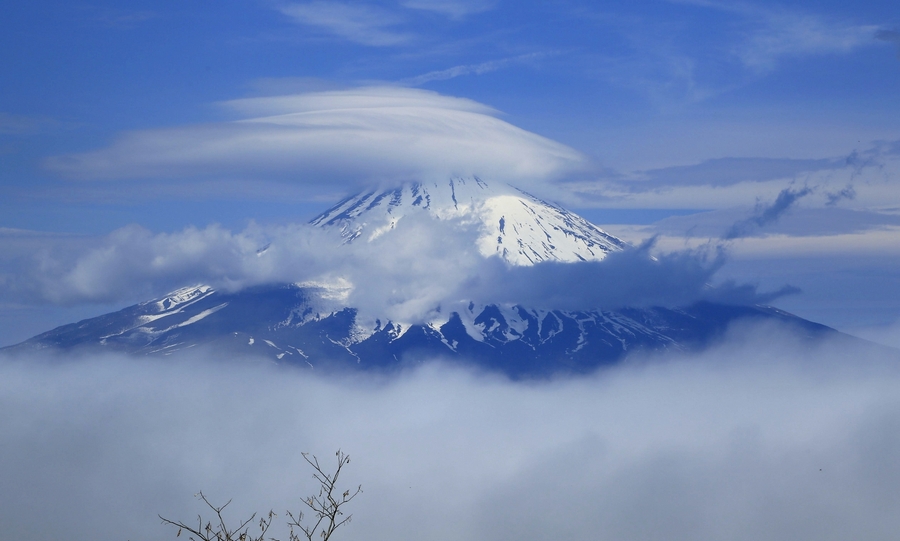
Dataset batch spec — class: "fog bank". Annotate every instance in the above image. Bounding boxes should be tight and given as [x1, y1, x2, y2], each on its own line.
[2, 325, 899, 541]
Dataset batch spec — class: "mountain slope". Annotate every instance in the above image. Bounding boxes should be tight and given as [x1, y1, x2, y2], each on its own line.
[4, 283, 840, 377]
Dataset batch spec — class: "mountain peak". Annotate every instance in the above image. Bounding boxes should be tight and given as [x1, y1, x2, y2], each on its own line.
[310, 177, 626, 266]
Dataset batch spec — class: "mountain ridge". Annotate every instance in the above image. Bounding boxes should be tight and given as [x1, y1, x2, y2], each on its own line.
[3, 282, 841, 377]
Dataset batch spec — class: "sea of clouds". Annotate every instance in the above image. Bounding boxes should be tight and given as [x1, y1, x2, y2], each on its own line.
[2, 322, 899, 541]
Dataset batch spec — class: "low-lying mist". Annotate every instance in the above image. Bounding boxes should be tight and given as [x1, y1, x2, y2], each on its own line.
[2, 322, 899, 541]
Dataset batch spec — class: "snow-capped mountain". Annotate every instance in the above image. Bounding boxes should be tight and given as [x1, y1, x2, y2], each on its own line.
[310, 177, 626, 266]
[1, 177, 843, 376]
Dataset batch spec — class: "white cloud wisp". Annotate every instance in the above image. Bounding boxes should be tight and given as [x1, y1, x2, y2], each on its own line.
[401, 0, 498, 19]
[667, 0, 881, 72]
[738, 12, 879, 72]
[277, 2, 412, 46]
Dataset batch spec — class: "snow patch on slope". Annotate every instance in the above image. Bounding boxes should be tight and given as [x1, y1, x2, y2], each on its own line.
[170, 303, 228, 329]
[154, 285, 214, 311]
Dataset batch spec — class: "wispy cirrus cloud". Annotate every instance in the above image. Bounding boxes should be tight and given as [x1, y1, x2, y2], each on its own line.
[670, 0, 881, 71]
[739, 13, 879, 71]
[277, 2, 412, 46]
[401, 52, 548, 85]
[626, 157, 840, 189]
[91, 9, 158, 29]
[401, 0, 498, 19]
[0, 112, 59, 135]
[274, 0, 499, 46]
[593, 0, 885, 110]
[567, 140, 900, 211]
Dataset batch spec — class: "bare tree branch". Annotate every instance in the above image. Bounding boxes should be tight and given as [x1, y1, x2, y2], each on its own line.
[160, 451, 360, 541]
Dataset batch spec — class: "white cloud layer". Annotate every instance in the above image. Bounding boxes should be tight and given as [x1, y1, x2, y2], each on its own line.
[2, 326, 900, 541]
[599, 221, 900, 332]
[45, 87, 585, 194]
[0, 212, 788, 324]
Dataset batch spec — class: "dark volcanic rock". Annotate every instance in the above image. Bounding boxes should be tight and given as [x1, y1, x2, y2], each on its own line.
[3, 283, 838, 377]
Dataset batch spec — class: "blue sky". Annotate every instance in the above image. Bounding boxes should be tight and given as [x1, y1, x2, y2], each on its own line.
[1, 0, 900, 345]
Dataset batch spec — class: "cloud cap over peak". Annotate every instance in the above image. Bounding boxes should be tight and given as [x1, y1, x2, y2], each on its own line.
[221, 86, 497, 116]
[45, 87, 586, 194]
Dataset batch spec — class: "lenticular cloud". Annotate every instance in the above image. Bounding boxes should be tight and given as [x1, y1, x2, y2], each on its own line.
[45, 86, 586, 191]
